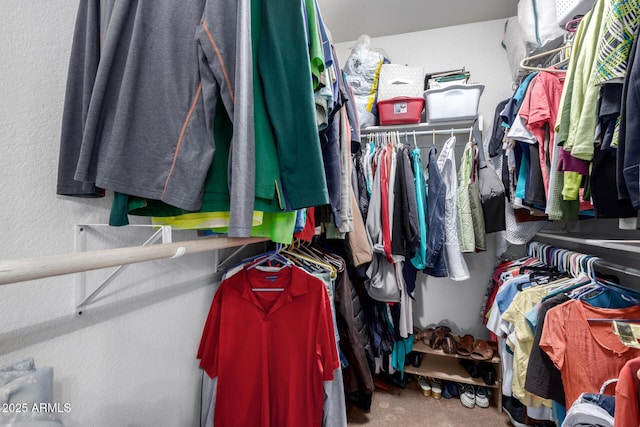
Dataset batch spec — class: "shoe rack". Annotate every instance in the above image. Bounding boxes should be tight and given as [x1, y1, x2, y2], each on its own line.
[404, 341, 503, 412]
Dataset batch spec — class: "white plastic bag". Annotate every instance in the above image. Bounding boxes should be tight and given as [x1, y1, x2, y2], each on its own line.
[343, 35, 391, 128]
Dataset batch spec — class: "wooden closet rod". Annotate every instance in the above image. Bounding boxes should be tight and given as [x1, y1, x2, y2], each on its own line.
[0, 236, 268, 286]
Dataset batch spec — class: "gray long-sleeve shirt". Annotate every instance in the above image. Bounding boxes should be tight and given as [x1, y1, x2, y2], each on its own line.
[58, 0, 255, 236]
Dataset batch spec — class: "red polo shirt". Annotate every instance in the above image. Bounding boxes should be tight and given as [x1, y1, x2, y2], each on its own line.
[198, 265, 339, 427]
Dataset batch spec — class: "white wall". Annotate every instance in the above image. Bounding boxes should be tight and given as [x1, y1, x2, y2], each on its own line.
[0, 2, 233, 426]
[0, 4, 514, 425]
[335, 19, 515, 338]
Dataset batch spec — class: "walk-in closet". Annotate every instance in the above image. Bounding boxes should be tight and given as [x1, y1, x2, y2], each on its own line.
[2, 1, 639, 426]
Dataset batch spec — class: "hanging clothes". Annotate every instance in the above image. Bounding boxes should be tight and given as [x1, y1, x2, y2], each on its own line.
[392, 145, 420, 259]
[540, 300, 640, 409]
[59, 0, 232, 213]
[614, 357, 640, 427]
[409, 147, 428, 270]
[198, 263, 339, 427]
[437, 136, 470, 281]
[621, 20, 640, 211]
[559, 0, 608, 161]
[519, 71, 565, 201]
[423, 146, 448, 277]
[457, 140, 486, 252]
[59, 0, 332, 240]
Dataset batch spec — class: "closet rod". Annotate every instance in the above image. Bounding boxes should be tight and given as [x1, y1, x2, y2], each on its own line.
[0, 236, 268, 286]
[593, 260, 640, 279]
[360, 127, 473, 137]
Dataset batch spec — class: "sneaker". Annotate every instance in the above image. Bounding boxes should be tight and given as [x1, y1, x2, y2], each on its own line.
[502, 396, 529, 427]
[475, 386, 490, 408]
[460, 384, 475, 408]
[417, 376, 431, 397]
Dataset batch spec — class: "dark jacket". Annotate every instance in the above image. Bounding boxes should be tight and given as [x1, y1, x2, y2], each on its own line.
[335, 268, 375, 396]
[424, 146, 448, 277]
[392, 146, 420, 258]
[621, 22, 640, 209]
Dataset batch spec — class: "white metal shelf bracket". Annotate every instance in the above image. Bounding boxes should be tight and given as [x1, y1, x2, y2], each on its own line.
[214, 244, 251, 273]
[74, 224, 174, 316]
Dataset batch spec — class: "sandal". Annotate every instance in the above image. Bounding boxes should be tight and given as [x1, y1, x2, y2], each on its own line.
[456, 334, 475, 356]
[441, 334, 458, 354]
[430, 378, 442, 399]
[431, 326, 451, 350]
[471, 340, 495, 361]
[421, 327, 435, 347]
[417, 376, 432, 397]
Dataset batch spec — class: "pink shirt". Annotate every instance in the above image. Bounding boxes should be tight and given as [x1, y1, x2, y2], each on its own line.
[379, 147, 394, 263]
[615, 357, 640, 427]
[519, 71, 565, 198]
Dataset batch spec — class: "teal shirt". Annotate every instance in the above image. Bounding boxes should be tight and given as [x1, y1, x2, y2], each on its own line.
[410, 148, 427, 270]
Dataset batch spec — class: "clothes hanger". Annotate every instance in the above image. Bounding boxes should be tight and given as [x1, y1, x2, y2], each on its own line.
[304, 242, 345, 273]
[565, 16, 583, 33]
[519, 44, 572, 73]
[281, 247, 337, 279]
[225, 242, 288, 273]
[246, 243, 291, 271]
[566, 266, 640, 307]
[245, 243, 293, 292]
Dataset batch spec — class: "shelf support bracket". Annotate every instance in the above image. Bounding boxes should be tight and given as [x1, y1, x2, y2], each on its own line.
[74, 224, 173, 317]
[214, 244, 251, 273]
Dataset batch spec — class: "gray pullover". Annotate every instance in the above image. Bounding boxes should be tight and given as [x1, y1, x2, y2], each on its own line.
[58, 0, 255, 236]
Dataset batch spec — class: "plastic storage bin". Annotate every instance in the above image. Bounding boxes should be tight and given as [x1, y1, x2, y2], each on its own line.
[423, 84, 484, 122]
[377, 96, 425, 125]
[556, 0, 595, 26]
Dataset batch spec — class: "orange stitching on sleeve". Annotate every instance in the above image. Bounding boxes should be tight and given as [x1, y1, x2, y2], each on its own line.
[162, 82, 203, 196]
[201, 18, 235, 103]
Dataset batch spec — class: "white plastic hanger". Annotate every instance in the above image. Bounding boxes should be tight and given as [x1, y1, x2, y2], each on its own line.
[520, 44, 571, 73]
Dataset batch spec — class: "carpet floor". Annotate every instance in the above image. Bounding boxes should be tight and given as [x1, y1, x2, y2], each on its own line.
[347, 377, 514, 427]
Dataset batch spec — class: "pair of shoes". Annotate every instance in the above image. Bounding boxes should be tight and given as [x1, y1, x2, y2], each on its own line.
[431, 326, 452, 350]
[377, 372, 408, 389]
[460, 384, 476, 408]
[471, 340, 495, 361]
[457, 334, 475, 356]
[417, 376, 431, 397]
[475, 386, 491, 408]
[441, 335, 458, 354]
[441, 381, 460, 399]
[502, 395, 529, 427]
[460, 385, 491, 409]
[430, 378, 442, 398]
[477, 362, 496, 385]
[405, 351, 422, 368]
[413, 327, 427, 343]
[459, 359, 480, 378]
[346, 391, 372, 411]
